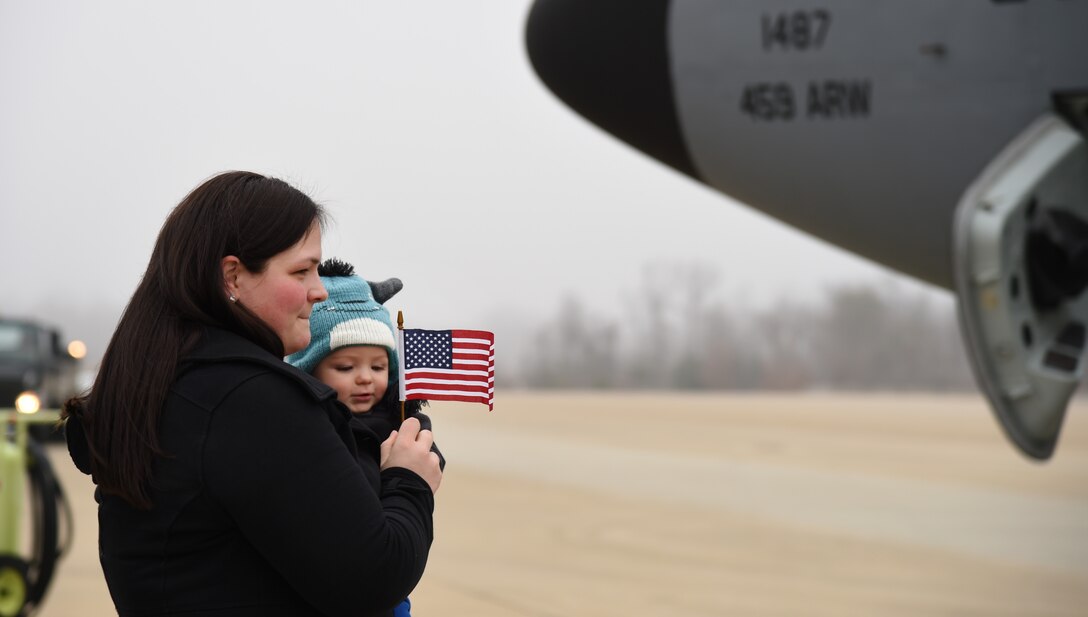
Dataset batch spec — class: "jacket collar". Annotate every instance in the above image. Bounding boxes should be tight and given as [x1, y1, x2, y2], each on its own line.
[184, 326, 337, 403]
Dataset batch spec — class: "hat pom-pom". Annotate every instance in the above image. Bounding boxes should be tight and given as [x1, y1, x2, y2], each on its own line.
[318, 258, 355, 277]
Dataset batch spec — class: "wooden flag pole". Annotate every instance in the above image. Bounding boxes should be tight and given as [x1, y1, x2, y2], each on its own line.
[398, 310, 405, 424]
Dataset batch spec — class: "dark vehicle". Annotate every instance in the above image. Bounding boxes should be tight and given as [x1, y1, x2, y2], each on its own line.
[0, 318, 83, 441]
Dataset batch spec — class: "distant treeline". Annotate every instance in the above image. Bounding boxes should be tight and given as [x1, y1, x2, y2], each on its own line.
[507, 263, 977, 391]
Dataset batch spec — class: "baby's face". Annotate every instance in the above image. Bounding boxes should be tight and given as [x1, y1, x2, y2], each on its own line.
[313, 345, 389, 414]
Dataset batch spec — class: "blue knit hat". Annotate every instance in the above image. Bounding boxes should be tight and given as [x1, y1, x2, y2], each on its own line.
[287, 259, 402, 377]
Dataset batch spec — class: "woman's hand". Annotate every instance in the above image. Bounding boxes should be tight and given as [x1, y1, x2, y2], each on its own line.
[380, 417, 442, 494]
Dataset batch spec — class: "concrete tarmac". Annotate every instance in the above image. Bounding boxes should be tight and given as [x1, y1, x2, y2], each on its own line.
[33, 392, 1088, 616]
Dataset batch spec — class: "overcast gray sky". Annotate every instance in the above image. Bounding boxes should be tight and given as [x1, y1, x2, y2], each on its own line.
[0, 1, 944, 364]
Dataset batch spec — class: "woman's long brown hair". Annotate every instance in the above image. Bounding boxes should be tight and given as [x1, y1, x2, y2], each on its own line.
[63, 171, 325, 509]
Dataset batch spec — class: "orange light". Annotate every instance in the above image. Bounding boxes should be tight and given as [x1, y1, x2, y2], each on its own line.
[68, 340, 87, 359]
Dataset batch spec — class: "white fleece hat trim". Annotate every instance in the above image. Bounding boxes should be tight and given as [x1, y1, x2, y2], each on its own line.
[328, 317, 397, 353]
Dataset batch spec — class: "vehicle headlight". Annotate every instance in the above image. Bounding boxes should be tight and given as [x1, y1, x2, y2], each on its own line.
[15, 391, 41, 414]
[68, 340, 87, 359]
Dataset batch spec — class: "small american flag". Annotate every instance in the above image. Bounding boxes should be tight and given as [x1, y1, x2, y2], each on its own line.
[397, 329, 494, 410]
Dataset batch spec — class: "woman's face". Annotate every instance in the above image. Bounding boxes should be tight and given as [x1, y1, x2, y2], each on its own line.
[232, 223, 327, 355]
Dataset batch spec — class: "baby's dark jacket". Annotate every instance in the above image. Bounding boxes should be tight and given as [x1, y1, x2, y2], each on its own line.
[349, 397, 446, 472]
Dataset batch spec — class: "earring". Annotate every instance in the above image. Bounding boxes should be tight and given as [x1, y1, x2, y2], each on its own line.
[229, 295, 237, 303]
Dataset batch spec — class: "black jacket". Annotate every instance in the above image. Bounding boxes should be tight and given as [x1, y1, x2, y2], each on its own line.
[66, 327, 434, 617]
[348, 396, 445, 473]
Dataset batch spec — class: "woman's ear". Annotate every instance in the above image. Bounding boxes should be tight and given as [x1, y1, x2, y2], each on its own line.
[221, 256, 242, 298]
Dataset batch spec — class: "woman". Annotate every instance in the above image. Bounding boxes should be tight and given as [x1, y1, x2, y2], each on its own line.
[64, 171, 442, 616]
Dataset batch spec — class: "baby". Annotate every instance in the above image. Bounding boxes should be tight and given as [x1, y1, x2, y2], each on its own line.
[287, 258, 442, 617]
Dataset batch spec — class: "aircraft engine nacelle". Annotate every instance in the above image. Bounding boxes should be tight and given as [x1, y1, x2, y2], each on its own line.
[954, 116, 1087, 459]
[524, 0, 1088, 458]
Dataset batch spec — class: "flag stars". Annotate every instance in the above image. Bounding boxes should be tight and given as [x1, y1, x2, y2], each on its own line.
[404, 330, 453, 370]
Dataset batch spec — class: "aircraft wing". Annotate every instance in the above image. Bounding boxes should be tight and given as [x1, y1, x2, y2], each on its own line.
[524, 0, 1088, 459]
